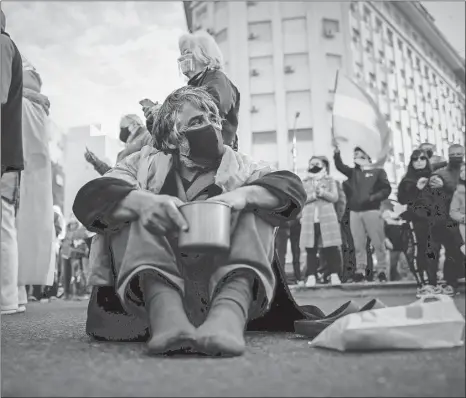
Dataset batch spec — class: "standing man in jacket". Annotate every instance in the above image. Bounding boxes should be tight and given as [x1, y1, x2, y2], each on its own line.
[1, 9, 25, 315]
[425, 144, 465, 294]
[334, 145, 392, 282]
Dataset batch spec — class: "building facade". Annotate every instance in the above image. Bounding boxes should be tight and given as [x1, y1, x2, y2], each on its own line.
[183, 1, 465, 182]
[63, 124, 123, 219]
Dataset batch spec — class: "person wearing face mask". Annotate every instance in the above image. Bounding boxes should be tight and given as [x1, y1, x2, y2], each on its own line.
[397, 149, 441, 296]
[450, 163, 465, 255]
[422, 144, 466, 295]
[84, 114, 151, 175]
[72, 86, 309, 357]
[418, 142, 447, 171]
[300, 156, 343, 287]
[333, 145, 392, 282]
[177, 30, 240, 151]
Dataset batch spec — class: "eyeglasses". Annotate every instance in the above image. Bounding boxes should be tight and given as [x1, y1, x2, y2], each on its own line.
[411, 156, 427, 161]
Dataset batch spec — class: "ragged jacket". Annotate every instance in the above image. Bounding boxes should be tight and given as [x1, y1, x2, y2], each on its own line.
[73, 145, 306, 286]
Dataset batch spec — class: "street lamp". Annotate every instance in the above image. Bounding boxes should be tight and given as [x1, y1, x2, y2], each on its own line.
[291, 111, 300, 174]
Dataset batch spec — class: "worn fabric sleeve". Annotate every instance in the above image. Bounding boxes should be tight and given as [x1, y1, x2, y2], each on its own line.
[246, 170, 306, 227]
[318, 178, 338, 203]
[434, 168, 458, 194]
[73, 152, 141, 233]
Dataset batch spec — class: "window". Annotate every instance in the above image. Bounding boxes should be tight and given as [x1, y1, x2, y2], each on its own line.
[366, 39, 373, 53]
[400, 69, 406, 78]
[397, 39, 403, 51]
[407, 48, 412, 58]
[424, 66, 429, 78]
[375, 18, 382, 33]
[350, 2, 358, 14]
[386, 29, 394, 46]
[379, 49, 385, 58]
[352, 28, 360, 44]
[415, 57, 420, 70]
[363, 6, 371, 23]
[409, 77, 414, 86]
[369, 72, 376, 81]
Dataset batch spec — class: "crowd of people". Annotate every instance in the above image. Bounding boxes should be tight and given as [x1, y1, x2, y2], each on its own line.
[277, 141, 465, 297]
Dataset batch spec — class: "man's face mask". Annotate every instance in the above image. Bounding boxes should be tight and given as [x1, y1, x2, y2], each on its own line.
[354, 156, 369, 167]
[178, 54, 194, 76]
[119, 127, 131, 143]
[184, 124, 223, 160]
[448, 151, 464, 167]
[308, 164, 323, 174]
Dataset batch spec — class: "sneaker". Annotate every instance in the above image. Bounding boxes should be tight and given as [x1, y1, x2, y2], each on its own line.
[40, 298, 50, 304]
[377, 272, 388, 283]
[17, 305, 26, 313]
[416, 284, 442, 298]
[352, 272, 365, 283]
[330, 273, 341, 286]
[1, 309, 19, 315]
[305, 275, 317, 288]
[441, 285, 455, 297]
[297, 280, 305, 287]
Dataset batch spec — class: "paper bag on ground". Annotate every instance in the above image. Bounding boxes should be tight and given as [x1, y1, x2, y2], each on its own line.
[310, 296, 465, 352]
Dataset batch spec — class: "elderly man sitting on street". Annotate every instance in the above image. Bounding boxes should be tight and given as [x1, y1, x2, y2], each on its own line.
[73, 86, 306, 357]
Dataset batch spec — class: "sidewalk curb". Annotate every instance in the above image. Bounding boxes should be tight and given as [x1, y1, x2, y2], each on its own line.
[287, 279, 466, 292]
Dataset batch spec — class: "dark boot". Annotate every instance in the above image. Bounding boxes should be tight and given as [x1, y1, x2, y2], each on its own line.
[142, 274, 196, 355]
[195, 271, 253, 357]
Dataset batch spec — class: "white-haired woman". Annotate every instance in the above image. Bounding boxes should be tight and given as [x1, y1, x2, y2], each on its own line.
[145, 30, 240, 151]
[73, 86, 307, 357]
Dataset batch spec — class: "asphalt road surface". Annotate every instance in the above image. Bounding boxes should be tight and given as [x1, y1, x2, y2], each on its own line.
[2, 289, 465, 397]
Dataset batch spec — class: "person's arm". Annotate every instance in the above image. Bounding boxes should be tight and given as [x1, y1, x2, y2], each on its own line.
[72, 152, 142, 233]
[317, 178, 339, 203]
[431, 161, 448, 171]
[243, 170, 306, 226]
[0, 35, 14, 105]
[433, 168, 457, 195]
[397, 178, 418, 205]
[333, 150, 353, 178]
[370, 169, 392, 202]
[449, 190, 465, 224]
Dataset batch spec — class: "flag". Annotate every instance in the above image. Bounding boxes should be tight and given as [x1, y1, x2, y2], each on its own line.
[332, 73, 392, 169]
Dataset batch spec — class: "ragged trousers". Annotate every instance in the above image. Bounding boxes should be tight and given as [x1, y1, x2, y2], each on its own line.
[107, 211, 277, 327]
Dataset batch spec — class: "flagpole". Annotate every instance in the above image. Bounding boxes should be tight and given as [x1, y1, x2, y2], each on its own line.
[331, 70, 340, 142]
[292, 112, 300, 174]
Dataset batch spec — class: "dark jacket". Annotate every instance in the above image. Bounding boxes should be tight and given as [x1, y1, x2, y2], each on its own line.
[334, 151, 391, 212]
[188, 68, 240, 149]
[1, 31, 23, 174]
[397, 170, 432, 222]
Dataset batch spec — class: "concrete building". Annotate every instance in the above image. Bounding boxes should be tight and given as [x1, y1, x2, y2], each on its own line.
[63, 124, 123, 219]
[183, 1, 465, 182]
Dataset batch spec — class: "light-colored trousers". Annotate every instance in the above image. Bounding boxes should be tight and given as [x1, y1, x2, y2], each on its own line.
[1, 199, 27, 311]
[108, 212, 277, 327]
[350, 210, 388, 274]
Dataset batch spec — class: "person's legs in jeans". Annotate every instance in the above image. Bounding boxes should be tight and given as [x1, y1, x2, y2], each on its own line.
[434, 222, 465, 289]
[389, 251, 401, 281]
[62, 257, 72, 299]
[349, 211, 367, 280]
[361, 210, 388, 280]
[304, 224, 321, 286]
[289, 220, 302, 282]
[320, 245, 342, 283]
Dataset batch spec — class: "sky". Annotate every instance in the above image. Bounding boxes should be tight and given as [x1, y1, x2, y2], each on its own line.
[1, 1, 465, 140]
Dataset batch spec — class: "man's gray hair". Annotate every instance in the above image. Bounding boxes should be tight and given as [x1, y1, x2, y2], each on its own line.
[152, 86, 223, 153]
